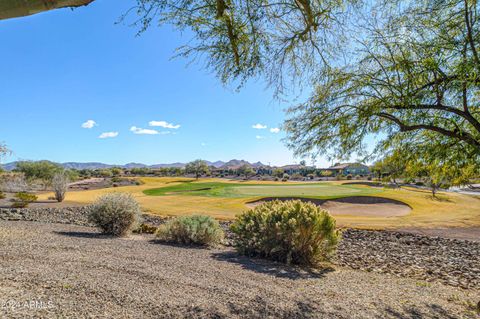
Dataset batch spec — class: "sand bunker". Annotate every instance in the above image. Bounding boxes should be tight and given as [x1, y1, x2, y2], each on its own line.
[246, 196, 411, 217]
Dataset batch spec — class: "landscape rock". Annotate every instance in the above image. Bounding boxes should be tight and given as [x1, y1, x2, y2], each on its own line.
[0, 207, 478, 290]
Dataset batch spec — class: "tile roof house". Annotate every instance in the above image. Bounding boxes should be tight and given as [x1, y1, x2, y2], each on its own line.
[326, 163, 370, 176]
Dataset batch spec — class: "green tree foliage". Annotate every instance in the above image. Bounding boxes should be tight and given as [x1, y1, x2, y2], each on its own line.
[110, 167, 123, 176]
[237, 164, 255, 179]
[129, 167, 152, 176]
[318, 170, 333, 178]
[372, 150, 407, 184]
[284, 0, 480, 165]
[131, 1, 480, 171]
[272, 168, 284, 178]
[132, 0, 351, 94]
[15, 161, 63, 187]
[185, 160, 209, 179]
[405, 157, 477, 197]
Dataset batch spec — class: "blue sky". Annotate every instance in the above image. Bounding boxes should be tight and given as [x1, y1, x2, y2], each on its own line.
[0, 0, 333, 167]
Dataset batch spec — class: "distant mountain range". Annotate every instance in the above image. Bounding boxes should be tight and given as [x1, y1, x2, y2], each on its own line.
[1, 159, 268, 171]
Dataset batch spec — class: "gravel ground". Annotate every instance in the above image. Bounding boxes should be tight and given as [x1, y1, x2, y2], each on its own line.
[336, 229, 480, 289]
[0, 221, 479, 318]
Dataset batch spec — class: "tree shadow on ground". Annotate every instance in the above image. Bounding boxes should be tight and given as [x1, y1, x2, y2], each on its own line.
[53, 231, 110, 239]
[384, 303, 466, 319]
[211, 250, 334, 280]
[148, 239, 212, 250]
[429, 195, 454, 203]
[225, 296, 320, 319]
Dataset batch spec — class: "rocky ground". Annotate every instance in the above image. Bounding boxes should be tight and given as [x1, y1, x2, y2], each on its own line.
[336, 229, 480, 289]
[1, 207, 479, 291]
[1, 221, 479, 318]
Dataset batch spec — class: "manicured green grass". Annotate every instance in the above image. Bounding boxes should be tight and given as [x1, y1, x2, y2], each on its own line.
[142, 181, 382, 199]
[37, 177, 480, 228]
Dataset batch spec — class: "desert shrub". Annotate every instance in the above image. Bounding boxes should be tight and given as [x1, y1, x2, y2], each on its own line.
[0, 173, 28, 193]
[0, 191, 5, 199]
[231, 200, 340, 266]
[111, 177, 122, 183]
[291, 173, 303, 180]
[156, 215, 224, 246]
[12, 192, 38, 208]
[52, 171, 69, 202]
[88, 193, 141, 236]
[133, 223, 158, 234]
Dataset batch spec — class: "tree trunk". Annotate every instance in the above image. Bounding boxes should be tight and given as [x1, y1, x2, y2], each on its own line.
[0, 0, 95, 20]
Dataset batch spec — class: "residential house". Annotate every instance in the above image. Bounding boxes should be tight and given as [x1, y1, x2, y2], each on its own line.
[326, 163, 370, 177]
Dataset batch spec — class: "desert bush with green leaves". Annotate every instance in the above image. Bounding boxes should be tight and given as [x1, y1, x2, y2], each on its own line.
[156, 215, 224, 246]
[88, 193, 141, 236]
[231, 200, 340, 266]
[12, 192, 38, 208]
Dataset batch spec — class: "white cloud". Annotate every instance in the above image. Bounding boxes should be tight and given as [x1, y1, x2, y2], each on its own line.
[81, 120, 97, 129]
[270, 127, 280, 133]
[149, 120, 181, 129]
[130, 126, 159, 135]
[256, 135, 265, 139]
[252, 123, 267, 129]
[98, 132, 118, 139]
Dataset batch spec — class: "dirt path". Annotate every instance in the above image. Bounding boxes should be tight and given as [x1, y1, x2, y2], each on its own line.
[0, 221, 478, 318]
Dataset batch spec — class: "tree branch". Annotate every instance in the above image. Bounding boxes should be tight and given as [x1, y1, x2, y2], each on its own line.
[0, 0, 95, 20]
[376, 112, 480, 150]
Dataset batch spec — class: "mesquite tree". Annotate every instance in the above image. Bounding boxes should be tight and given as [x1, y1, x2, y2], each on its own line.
[185, 160, 209, 179]
[3, 1, 480, 171]
[0, 0, 94, 20]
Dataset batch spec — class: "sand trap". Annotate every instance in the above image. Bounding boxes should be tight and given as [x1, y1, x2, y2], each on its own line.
[246, 196, 411, 217]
